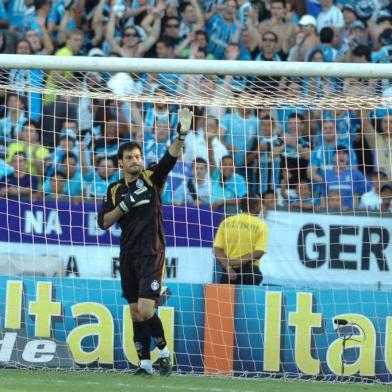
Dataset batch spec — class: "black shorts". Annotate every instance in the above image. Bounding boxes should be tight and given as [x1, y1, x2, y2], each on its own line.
[119, 250, 165, 303]
[219, 263, 262, 286]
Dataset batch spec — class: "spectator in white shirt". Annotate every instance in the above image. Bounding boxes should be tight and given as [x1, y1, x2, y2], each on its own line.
[316, 0, 344, 34]
[359, 168, 389, 211]
[183, 115, 228, 170]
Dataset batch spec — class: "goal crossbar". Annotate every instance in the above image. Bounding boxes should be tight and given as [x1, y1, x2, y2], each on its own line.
[1, 54, 392, 78]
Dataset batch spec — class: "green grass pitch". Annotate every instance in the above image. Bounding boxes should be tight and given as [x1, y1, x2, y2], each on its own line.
[0, 370, 390, 392]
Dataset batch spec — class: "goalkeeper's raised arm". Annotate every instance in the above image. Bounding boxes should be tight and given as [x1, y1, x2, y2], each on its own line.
[97, 107, 193, 230]
[168, 107, 193, 157]
[95, 108, 193, 377]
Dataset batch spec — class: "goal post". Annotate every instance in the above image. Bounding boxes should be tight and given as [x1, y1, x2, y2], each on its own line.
[0, 54, 391, 382]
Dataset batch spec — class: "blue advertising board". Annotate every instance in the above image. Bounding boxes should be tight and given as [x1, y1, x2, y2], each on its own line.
[0, 276, 391, 382]
[0, 199, 222, 247]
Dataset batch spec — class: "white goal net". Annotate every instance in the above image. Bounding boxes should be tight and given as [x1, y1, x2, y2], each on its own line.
[0, 56, 391, 382]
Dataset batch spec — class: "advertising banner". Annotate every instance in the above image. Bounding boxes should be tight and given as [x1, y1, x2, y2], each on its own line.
[263, 210, 392, 285]
[0, 276, 391, 382]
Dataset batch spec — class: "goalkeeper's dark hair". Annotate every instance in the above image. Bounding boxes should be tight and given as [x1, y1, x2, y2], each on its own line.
[241, 193, 260, 213]
[118, 141, 142, 160]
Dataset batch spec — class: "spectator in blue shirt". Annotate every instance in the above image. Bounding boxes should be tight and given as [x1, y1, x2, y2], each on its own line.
[305, 0, 321, 18]
[154, 36, 180, 95]
[6, 0, 27, 31]
[178, 1, 205, 41]
[317, 111, 359, 148]
[339, 4, 358, 51]
[307, 121, 357, 202]
[46, 170, 67, 200]
[0, 152, 40, 200]
[25, 26, 54, 54]
[211, 155, 247, 213]
[325, 190, 348, 212]
[161, 17, 182, 48]
[372, 27, 392, 63]
[85, 156, 119, 199]
[369, 11, 392, 51]
[321, 146, 369, 210]
[143, 117, 173, 165]
[93, 118, 120, 167]
[319, 27, 338, 62]
[0, 94, 28, 157]
[161, 160, 192, 205]
[253, 31, 285, 96]
[206, 0, 239, 59]
[43, 151, 93, 198]
[47, 0, 78, 44]
[246, 113, 284, 194]
[220, 106, 259, 174]
[280, 113, 310, 200]
[287, 178, 318, 211]
[143, 100, 177, 133]
[222, 43, 251, 93]
[24, 0, 52, 37]
[0, 158, 14, 179]
[174, 157, 213, 207]
[303, 49, 330, 98]
[46, 128, 79, 177]
[9, 39, 45, 121]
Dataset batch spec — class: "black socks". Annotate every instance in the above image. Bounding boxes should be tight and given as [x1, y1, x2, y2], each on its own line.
[133, 313, 167, 360]
[133, 320, 151, 360]
[148, 313, 167, 350]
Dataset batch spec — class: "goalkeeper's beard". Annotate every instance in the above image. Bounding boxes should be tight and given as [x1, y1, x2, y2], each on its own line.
[125, 164, 142, 178]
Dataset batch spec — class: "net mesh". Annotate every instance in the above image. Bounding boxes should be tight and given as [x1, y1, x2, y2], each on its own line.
[0, 62, 391, 381]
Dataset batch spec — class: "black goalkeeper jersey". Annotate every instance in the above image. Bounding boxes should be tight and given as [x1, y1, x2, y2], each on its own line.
[97, 150, 177, 256]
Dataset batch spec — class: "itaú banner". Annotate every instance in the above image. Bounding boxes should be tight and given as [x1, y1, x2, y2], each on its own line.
[0, 277, 392, 382]
[262, 211, 392, 286]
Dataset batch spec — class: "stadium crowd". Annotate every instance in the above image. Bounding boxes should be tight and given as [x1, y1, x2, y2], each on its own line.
[0, 0, 391, 213]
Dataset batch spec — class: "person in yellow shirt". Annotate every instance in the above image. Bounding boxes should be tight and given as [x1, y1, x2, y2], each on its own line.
[213, 194, 268, 285]
[7, 121, 50, 178]
[44, 29, 84, 104]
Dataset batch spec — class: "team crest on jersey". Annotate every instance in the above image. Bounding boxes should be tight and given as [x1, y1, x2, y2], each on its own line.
[136, 179, 144, 189]
[151, 280, 160, 291]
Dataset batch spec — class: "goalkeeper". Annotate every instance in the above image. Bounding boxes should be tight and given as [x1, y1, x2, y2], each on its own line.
[97, 108, 193, 377]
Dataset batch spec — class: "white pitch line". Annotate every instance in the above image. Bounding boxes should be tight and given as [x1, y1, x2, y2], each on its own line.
[0, 376, 258, 392]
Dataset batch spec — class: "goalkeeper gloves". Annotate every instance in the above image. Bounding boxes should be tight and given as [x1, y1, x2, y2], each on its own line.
[177, 108, 193, 141]
[118, 186, 151, 213]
